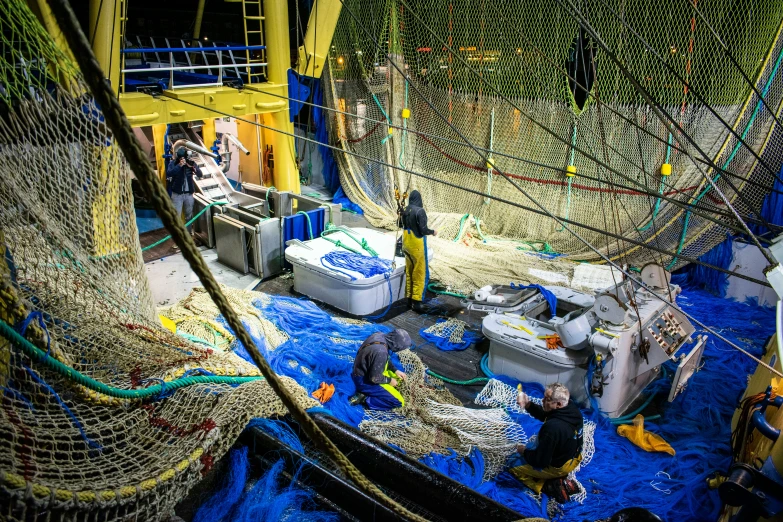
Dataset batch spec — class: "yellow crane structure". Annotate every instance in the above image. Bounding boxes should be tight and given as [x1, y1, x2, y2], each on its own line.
[68, 0, 343, 194]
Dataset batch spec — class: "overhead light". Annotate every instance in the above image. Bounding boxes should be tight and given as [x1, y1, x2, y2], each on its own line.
[337, 56, 345, 65]
[204, 36, 209, 41]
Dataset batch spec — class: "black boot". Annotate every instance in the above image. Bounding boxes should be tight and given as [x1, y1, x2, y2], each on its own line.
[412, 300, 427, 314]
[348, 393, 366, 406]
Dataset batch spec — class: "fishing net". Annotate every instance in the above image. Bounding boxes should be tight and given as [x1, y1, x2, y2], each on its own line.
[323, 0, 783, 285]
[0, 3, 317, 520]
[166, 287, 536, 482]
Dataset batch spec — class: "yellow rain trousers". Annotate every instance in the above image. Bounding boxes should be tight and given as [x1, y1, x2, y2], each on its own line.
[509, 454, 582, 495]
[403, 229, 429, 302]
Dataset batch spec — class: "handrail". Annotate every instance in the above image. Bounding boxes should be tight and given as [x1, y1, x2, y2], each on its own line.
[121, 45, 266, 54]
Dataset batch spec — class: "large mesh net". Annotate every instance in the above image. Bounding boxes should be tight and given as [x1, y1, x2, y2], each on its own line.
[324, 0, 783, 288]
[0, 3, 317, 520]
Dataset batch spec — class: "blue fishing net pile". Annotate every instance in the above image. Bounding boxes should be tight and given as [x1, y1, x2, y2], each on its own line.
[193, 446, 338, 522]
[209, 287, 773, 520]
[415, 287, 776, 521]
[420, 318, 484, 351]
[221, 296, 392, 427]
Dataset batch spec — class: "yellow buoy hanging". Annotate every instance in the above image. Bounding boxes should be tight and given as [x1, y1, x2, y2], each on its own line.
[566, 165, 577, 177]
[401, 108, 411, 119]
[661, 163, 672, 176]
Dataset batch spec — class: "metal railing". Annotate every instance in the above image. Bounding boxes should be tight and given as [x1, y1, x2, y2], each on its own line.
[120, 40, 267, 91]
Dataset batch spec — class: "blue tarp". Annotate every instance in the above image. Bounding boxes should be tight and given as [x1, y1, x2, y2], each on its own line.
[288, 69, 311, 122]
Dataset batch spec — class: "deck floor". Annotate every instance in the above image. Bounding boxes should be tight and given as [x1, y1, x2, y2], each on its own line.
[254, 274, 488, 405]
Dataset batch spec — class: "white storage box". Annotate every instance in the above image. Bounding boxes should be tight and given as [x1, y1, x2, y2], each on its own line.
[285, 228, 407, 316]
[483, 313, 591, 403]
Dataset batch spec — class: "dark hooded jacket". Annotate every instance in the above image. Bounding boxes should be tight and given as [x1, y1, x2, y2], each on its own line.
[352, 330, 411, 385]
[402, 190, 435, 239]
[166, 155, 202, 194]
[523, 400, 583, 469]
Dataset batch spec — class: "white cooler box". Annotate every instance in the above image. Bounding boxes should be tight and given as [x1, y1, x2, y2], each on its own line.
[285, 228, 407, 316]
[483, 314, 591, 403]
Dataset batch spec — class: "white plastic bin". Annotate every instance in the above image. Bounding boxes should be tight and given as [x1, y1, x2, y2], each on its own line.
[285, 228, 407, 316]
[482, 313, 591, 403]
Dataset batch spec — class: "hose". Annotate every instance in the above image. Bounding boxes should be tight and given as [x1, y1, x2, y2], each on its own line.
[425, 368, 489, 386]
[427, 282, 467, 299]
[141, 201, 227, 252]
[0, 317, 263, 399]
[480, 352, 494, 378]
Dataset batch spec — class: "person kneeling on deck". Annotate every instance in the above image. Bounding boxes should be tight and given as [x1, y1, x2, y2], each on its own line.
[402, 190, 437, 313]
[349, 329, 411, 410]
[510, 383, 583, 500]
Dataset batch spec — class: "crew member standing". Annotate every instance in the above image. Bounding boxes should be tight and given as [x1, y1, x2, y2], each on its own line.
[402, 190, 437, 313]
[166, 147, 202, 233]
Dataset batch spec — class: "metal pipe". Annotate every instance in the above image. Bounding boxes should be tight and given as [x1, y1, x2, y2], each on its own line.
[171, 139, 218, 159]
[225, 133, 250, 155]
[309, 412, 524, 522]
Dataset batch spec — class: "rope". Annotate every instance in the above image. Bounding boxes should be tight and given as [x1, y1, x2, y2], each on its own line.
[321, 224, 379, 256]
[424, 368, 489, 386]
[427, 282, 467, 299]
[319, 251, 392, 280]
[141, 201, 227, 251]
[452, 213, 471, 242]
[0, 316, 262, 399]
[43, 4, 432, 519]
[296, 211, 314, 240]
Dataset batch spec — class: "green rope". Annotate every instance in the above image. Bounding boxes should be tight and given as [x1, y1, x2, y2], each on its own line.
[296, 211, 315, 240]
[425, 368, 489, 386]
[321, 224, 378, 256]
[453, 213, 471, 242]
[141, 201, 228, 252]
[556, 123, 578, 233]
[0, 317, 263, 399]
[427, 282, 467, 299]
[668, 44, 783, 269]
[372, 93, 394, 145]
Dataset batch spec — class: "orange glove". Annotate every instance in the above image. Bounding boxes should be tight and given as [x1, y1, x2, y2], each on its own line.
[312, 382, 335, 404]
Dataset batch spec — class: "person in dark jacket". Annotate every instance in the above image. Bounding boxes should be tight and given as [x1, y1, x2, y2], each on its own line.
[509, 383, 583, 495]
[166, 147, 202, 231]
[401, 190, 437, 313]
[349, 329, 411, 410]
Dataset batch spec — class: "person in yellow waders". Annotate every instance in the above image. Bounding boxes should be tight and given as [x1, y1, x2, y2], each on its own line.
[509, 383, 583, 501]
[348, 329, 411, 409]
[401, 190, 437, 314]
